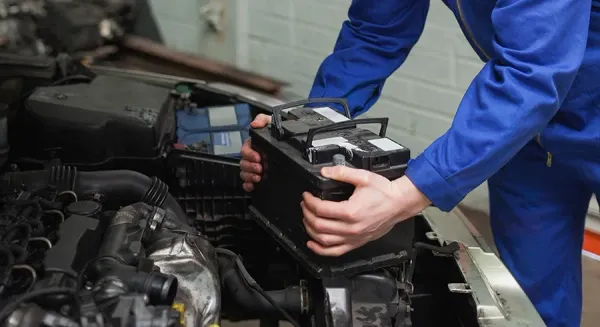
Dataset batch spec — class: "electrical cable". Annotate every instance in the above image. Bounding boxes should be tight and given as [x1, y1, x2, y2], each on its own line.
[58, 190, 78, 203]
[0, 247, 15, 297]
[42, 209, 65, 223]
[50, 75, 92, 86]
[76, 255, 115, 290]
[28, 237, 52, 250]
[0, 186, 82, 318]
[404, 241, 461, 295]
[0, 287, 77, 323]
[413, 241, 460, 255]
[12, 264, 37, 292]
[215, 248, 301, 327]
[45, 268, 78, 280]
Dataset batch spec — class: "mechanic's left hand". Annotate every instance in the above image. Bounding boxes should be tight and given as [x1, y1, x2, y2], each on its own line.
[301, 166, 431, 256]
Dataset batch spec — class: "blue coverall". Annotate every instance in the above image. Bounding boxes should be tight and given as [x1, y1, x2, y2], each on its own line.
[307, 0, 598, 326]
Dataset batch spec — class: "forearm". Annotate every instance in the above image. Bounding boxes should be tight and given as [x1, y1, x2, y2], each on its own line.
[308, 0, 429, 117]
[404, 0, 591, 211]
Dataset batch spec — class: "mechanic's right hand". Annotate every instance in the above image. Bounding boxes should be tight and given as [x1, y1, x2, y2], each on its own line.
[240, 114, 272, 192]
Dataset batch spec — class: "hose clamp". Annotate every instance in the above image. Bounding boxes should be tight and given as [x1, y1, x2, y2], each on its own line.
[148, 207, 166, 232]
[300, 280, 310, 314]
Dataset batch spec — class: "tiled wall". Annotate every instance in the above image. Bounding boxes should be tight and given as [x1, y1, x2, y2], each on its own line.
[147, 0, 239, 65]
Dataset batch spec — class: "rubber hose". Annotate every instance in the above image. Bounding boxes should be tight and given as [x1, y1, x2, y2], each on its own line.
[0, 166, 186, 222]
[217, 254, 303, 319]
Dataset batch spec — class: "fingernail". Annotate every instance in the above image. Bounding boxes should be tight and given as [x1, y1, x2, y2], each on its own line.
[321, 167, 331, 176]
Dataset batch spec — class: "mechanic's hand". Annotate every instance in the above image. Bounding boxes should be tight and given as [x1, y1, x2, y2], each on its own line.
[240, 114, 272, 192]
[302, 166, 431, 256]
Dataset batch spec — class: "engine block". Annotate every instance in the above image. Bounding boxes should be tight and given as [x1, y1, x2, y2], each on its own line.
[0, 167, 212, 327]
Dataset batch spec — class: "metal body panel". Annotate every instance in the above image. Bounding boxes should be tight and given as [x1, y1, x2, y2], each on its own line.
[423, 207, 546, 327]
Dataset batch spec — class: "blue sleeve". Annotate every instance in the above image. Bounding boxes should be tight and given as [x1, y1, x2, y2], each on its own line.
[307, 0, 430, 117]
[405, 0, 591, 211]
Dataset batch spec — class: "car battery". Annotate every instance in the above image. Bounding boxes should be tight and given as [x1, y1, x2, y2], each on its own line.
[175, 103, 252, 158]
[249, 98, 415, 279]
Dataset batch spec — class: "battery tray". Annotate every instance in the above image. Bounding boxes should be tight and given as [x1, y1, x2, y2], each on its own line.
[249, 98, 415, 278]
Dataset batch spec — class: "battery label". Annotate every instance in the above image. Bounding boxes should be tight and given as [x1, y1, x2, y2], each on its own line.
[207, 105, 238, 127]
[213, 132, 232, 147]
[369, 138, 404, 151]
[313, 107, 350, 123]
[311, 136, 348, 147]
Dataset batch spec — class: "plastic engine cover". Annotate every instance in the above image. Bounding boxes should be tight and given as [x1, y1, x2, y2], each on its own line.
[23, 75, 175, 165]
[249, 98, 415, 279]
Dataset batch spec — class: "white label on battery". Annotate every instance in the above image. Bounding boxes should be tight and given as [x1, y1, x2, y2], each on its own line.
[369, 138, 404, 151]
[313, 107, 350, 123]
[339, 142, 361, 151]
[311, 137, 348, 147]
[213, 131, 243, 155]
[208, 105, 238, 127]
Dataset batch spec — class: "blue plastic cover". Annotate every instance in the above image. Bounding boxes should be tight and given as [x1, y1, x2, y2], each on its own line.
[176, 103, 252, 158]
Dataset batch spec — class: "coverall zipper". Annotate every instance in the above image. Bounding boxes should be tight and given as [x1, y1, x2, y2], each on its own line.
[536, 134, 553, 167]
[456, 0, 553, 167]
[456, 0, 491, 60]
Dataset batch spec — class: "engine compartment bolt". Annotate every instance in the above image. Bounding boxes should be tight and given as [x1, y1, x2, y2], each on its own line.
[332, 154, 346, 166]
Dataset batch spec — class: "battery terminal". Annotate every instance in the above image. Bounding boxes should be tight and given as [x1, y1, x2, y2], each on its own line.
[332, 154, 346, 166]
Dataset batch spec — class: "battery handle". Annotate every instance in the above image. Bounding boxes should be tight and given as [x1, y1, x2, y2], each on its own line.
[304, 117, 389, 152]
[270, 98, 352, 139]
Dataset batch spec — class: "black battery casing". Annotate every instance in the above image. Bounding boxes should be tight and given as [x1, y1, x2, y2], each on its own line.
[249, 98, 415, 279]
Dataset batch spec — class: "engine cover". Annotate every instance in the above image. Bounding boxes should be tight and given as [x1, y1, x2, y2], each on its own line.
[42, 213, 104, 276]
[22, 75, 175, 165]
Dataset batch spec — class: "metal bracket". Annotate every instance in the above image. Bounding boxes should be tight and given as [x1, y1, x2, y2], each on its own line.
[200, 0, 225, 33]
[448, 283, 473, 294]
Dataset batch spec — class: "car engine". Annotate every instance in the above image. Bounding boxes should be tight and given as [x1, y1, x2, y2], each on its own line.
[0, 167, 186, 327]
[0, 164, 319, 327]
[0, 0, 46, 56]
[0, 0, 136, 56]
[0, 65, 483, 327]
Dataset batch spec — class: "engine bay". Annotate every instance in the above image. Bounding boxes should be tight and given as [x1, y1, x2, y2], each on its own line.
[0, 63, 487, 327]
[0, 0, 136, 57]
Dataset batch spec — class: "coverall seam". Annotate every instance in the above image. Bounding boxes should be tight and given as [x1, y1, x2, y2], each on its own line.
[586, 88, 600, 116]
[456, 0, 491, 61]
[405, 154, 464, 211]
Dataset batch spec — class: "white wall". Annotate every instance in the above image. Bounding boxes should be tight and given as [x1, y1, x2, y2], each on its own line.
[147, 0, 239, 65]
[237, 0, 490, 211]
